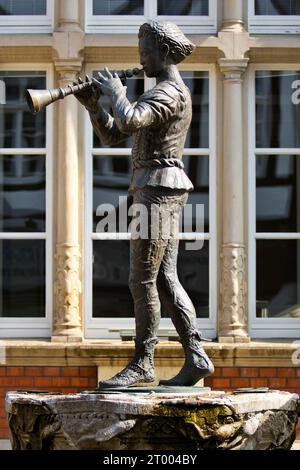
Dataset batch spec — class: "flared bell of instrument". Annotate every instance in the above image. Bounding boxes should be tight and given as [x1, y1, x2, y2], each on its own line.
[26, 89, 55, 114]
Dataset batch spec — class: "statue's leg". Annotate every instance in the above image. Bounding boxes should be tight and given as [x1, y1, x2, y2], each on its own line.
[157, 194, 214, 386]
[98, 189, 167, 388]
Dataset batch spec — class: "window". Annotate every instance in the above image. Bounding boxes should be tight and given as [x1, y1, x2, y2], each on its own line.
[248, 66, 300, 338]
[0, 68, 52, 337]
[249, 0, 300, 33]
[84, 65, 216, 339]
[85, 0, 217, 34]
[0, 0, 53, 33]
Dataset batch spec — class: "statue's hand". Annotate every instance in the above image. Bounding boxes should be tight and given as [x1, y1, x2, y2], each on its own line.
[73, 75, 101, 113]
[94, 67, 125, 97]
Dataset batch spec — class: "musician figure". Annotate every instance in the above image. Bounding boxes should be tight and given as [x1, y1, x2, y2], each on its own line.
[75, 21, 214, 387]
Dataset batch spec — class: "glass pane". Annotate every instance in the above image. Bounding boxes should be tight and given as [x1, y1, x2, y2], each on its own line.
[181, 71, 209, 149]
[93, 155, 133, 232]
[93, 0, 143, 15]
[178, 240, 209, 318]
[93, 240, 209, 318]
[0, 154, 45, 232]
[0, 239, 45, 317]
[0, 71, 46, 148]
[183, 155, 209, 232]
[256, 70, 300, 149]
[256, 155, 300, 233]
[0, 0, 46, 15]
[93, 73, 144, 148]
[255, 0, 300, 15]
[256, 239, 300, 318]
[158, 0, 209, 16]
[93, 240, 133, 317]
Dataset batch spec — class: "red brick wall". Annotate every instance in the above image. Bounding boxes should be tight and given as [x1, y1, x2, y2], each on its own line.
[204, 367, 300, 439]
[0, 366, 299, 442]
[0, 366, 98, 439]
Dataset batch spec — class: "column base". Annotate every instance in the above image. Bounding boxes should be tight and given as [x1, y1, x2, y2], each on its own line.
[218, 335, 250, 343]
[51, 334, 83, 343]
[221, 19, 245, 31]
[57, 21, 82, 32]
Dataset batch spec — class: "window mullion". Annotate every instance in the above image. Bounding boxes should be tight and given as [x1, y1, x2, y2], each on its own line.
[0, 148, 46, 155]
[255, 148, 300, 155]
[145, 77, 155, 91]
[145, 0, 157, 19]
[0, 233, 46, 239]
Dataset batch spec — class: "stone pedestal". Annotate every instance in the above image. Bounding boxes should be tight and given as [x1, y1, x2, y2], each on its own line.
[5, 389, 299, 450]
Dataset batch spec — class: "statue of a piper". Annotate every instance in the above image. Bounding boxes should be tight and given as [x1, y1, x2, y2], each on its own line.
[75, 21, 215, 388]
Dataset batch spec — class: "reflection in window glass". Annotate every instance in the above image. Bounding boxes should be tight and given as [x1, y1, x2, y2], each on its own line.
[181, 71, 209, 149]
[256, 155, 300, 233]
[0, 72, 46, 148]
[256, 239, 300, 318]
[178, 240, 209, 318]
[255, 0, 300, 15]
[93, 73, 144, 148]
[0, 154, 45, 232]
[256, 70, 300, 148]
[93, 155, 132, 232]
[93, 0, 143, 15]
[93, 240, 209, 318]
[183, 155, 209, 232]
[0, 0, 46, 15]
[0, 239, 45, 317]
[158, 0, 209, 16]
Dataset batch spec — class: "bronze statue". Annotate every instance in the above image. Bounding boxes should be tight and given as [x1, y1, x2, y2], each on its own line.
[75, 21, 214, 387]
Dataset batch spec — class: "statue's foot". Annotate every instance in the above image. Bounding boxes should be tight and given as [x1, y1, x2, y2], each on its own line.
[159, 366, 214, 387]
[159, 348, 214, 387]
[98, 363, 155, 389]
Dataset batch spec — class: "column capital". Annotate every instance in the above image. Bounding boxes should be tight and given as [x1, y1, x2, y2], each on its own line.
[54, 59, 83, 81]
[218, 58, 249, 82]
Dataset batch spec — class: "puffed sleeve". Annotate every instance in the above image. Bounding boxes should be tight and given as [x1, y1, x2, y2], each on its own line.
[110, 81, 184, 134]
[89, 105, 130, 146]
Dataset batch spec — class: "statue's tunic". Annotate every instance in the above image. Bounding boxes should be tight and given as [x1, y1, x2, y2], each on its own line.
[90, 80, 194, 194]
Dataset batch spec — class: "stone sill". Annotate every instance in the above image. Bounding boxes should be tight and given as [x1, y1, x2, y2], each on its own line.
[0, 339, 298, 367]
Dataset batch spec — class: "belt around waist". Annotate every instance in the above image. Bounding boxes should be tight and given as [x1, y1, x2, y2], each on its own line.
[132, 157, 184, 170]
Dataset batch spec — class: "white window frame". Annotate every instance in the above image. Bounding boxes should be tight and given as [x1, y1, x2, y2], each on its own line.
[0, 0, 53, 34]
[85, 0, 217, 34]
[248, 63, 300, 338]
[248, 0, 300, 34]
[0, 64, 53, 338]
[84, 62, 217, 340]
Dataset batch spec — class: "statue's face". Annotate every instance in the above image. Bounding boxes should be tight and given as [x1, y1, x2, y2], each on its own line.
[139, 36, 166, 78]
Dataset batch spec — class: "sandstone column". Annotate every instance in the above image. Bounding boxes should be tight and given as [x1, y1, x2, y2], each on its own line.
[51, 0, 83, 341]
[58, 0, 81, 31]
[218, 58, 249, 342]
[222, 0, 245, 30]
[52, 60, 83, 342]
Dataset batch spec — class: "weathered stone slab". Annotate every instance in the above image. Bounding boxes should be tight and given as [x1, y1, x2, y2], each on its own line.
[5, 389, 299, 450]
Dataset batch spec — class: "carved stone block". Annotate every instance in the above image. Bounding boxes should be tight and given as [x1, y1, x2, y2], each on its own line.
[5, 389, 299, 450]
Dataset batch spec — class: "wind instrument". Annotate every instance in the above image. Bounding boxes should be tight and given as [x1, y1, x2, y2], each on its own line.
[26, 67, 143, 114]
